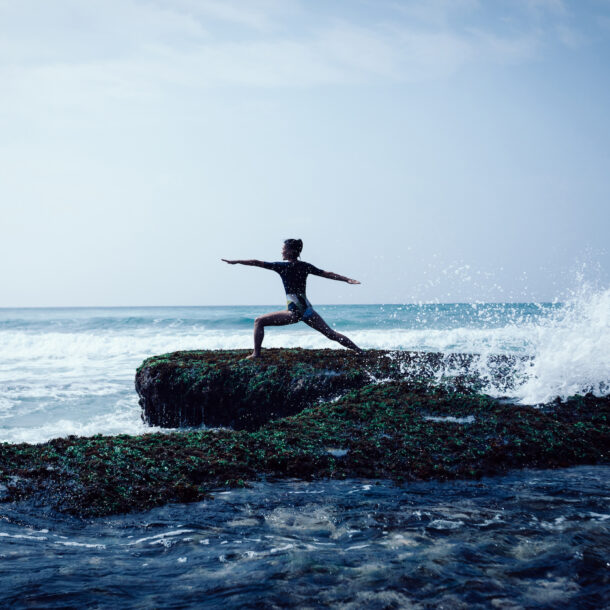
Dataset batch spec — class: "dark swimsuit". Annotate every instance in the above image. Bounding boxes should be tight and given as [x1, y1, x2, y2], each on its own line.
[263, 260, 325, 321]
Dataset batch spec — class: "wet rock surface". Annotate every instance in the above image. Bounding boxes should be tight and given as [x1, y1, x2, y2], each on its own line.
[135, 348, 527, 429]
[0, 350, 607, 516]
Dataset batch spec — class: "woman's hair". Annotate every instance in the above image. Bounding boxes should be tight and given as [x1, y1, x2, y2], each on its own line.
[284, 238, 303, 259]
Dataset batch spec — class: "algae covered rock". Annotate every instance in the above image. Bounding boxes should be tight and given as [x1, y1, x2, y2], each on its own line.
[1, 384, 608, 517]
[136, 348, 370, 429]
[135, 348, 525, 429]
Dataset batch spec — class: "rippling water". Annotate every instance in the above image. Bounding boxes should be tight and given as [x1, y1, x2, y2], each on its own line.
[1, 466, 609, 608]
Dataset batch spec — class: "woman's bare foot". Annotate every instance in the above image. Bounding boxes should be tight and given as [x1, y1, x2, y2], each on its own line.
[245, 352, 261, 360]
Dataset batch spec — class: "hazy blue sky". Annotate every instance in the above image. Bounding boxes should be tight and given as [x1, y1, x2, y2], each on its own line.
[1, 0, 609, 306]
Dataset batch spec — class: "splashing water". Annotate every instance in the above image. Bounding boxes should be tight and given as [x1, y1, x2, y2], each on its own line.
[516, 286, 610, 404]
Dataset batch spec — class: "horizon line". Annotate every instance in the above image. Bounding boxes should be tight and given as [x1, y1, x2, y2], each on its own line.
[0, 301, 561, 310]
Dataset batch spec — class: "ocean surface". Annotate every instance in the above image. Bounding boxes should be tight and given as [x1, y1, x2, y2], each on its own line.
[1, 290, 609, 607]
[1, 467, 609, 608]
[1, 290, 609, 445]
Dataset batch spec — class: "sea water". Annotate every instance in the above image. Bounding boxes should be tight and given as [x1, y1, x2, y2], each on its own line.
[1, 289, 609, 444]
[1, 468, 609, 608]
[1, 292, 609, 607]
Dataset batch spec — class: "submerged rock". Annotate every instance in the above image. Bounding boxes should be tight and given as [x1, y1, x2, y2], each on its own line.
[135, 348, 527, 429]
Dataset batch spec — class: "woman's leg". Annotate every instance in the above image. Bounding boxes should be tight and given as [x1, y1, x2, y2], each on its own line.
[303, 311, 362, 352]
[249, 310, 299, 358]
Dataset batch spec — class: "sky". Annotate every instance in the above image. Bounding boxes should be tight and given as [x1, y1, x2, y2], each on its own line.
[1, 0, 609, 306]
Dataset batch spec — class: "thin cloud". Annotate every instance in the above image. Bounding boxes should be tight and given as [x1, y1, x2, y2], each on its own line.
[0, 0, 604, 115]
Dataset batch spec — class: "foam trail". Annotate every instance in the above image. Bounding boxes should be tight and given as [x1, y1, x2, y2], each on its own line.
[3, 398, 162, 445]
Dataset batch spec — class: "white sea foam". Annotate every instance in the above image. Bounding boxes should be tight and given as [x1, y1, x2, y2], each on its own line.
[56, 541, 106, 549]
[515, 287, 610, 404]
[1, 404, 161, 445]
[0, 532, 48, 541]
[130, 529, 196, 546]
[0, 325, 535, 364]
[379, 287, 610, 404]
[423, 415, 476, 424]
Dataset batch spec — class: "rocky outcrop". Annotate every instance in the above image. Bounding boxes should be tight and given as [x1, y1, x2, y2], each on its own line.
[0, 383, 608, 517]
[1, 349, 605, 517]
[135, 348, 527, 429]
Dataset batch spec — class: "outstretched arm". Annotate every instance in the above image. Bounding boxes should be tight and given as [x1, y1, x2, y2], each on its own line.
[319, 270, 360, 284]
[221, 259, 267, 268]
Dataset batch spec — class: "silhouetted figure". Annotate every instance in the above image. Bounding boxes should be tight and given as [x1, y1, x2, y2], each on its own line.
[222, 239, 362, 359]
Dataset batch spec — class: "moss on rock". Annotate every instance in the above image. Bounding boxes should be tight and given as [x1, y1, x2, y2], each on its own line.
[1, 372, 607, 517]
[135, 348, 526, 428]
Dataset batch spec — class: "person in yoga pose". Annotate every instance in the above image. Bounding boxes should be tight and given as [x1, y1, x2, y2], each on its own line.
[222, 239, 362, 358]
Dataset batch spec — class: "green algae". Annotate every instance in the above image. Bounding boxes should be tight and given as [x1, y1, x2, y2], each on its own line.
[135, 348, 515, 429]
[1, 376, 608, 517]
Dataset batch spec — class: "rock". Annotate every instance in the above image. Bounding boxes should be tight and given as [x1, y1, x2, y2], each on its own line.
[3, 348, 603, 518]
[0, 382, 608, 517]
[135, 348, 528, 429]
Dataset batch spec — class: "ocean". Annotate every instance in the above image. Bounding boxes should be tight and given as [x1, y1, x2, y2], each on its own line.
[1, 291, 609, 607]
[1, 290, 608, 445]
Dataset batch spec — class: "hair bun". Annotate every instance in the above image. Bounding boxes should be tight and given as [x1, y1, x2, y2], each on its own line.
[284, 238, 303, 255]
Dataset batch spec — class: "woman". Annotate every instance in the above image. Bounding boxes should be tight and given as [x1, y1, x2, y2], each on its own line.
[222, 239, 362, 359]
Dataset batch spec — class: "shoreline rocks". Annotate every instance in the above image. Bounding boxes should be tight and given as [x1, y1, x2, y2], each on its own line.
[0, 348, 607, 517]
